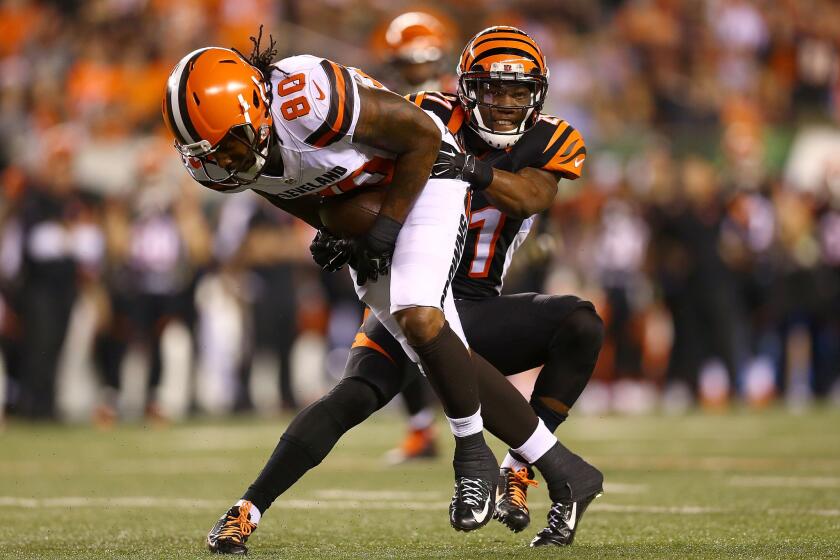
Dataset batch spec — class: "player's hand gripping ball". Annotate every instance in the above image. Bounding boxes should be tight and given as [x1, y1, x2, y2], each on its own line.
[309, 230, 353, 272]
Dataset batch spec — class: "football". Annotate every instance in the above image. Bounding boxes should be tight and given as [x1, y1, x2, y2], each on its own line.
[318, 186, 386, 238]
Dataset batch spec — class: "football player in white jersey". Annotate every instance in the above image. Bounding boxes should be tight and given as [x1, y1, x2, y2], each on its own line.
[163, 32, 595, 553]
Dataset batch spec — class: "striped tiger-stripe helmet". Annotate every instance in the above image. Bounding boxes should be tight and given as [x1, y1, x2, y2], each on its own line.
[163, 47, 273, 189]
[457, 26, 549, 149]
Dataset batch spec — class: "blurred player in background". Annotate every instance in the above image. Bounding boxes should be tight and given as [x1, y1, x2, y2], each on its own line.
[373, 10, 458, 95]
[93, 155, 210, 427]
[229, 26, 604, 550]
[162, 29, 601, 553]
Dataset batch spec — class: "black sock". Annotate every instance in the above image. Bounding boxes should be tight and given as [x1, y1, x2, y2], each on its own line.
[242, 377, 382, 514]
[243, 434, 316, 514]
[533, 441, 603, 502]
[401, 373, 433, 418]
[473, 351, 539, 448]
[410, 321, 479, 419]
[453, 432, 497, 481]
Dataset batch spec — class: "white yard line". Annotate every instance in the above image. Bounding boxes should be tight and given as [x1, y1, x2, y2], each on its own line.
[729, 476, 840, 489]
[1, 495, 838, 517]
[313, 483, 648, 501]
[603, 482, 648, 494]
[0, 496, 225, 509]
[590, 504, 723, 515]
[590, 455, 840, 472]
[314, 490, 445, 501]
[767, 508, 840, 517]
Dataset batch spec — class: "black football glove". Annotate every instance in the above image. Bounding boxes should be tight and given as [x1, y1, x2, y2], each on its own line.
[350, 214, 402, 286]
[310, 230, 352, 272]
[430, 144, 494, 191]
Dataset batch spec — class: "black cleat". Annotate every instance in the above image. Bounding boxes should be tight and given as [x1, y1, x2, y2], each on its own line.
[494, 467, 538, 532]
[530, 489, 602, 547]
[207, 501, 258, 554]
[449, 433, 498, 532]
[449, 476, 495, 531]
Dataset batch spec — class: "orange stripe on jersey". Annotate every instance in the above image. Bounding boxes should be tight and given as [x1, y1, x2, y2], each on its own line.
[321, 157, 396, 197]
[542, 121, 571, 154]
[351, 67, 386, 89]
[305, 60, 356, 147]
[351, 331, 396, 364]
[313, 62, 347, 147]
[544, 128, 586, 179]
[446, 107, 465, 135]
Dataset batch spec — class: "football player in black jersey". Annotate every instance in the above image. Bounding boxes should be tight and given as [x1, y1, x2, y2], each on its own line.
[209, 27, 604, 552]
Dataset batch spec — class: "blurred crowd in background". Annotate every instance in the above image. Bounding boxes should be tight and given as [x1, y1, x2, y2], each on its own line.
[1, 0, 839, 426]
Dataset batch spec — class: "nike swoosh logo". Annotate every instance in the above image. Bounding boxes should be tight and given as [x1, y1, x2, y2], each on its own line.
[314, 82, 326, 101]
[574, 157, 585, 168]
[472, 499, 491, 524]
[565, 501, 578, 530]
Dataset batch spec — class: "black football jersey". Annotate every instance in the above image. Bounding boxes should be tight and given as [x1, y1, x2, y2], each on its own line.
[407, 91, 586, 299]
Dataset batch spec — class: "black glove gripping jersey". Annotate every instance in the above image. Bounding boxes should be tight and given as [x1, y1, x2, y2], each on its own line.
[407, 91, 586, 299]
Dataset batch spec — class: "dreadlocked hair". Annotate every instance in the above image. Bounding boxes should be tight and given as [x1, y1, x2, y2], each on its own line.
[233, 25, 278, 103]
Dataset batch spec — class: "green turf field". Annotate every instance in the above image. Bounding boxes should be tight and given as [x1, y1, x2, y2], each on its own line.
[1, 407, 839, 559]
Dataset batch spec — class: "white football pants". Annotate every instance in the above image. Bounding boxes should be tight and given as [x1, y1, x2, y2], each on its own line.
[350, 176, 471, 364]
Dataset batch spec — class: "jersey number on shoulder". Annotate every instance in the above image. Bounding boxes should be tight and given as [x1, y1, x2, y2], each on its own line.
[277, 73, 311, 121]
[467, 207, 506, 277]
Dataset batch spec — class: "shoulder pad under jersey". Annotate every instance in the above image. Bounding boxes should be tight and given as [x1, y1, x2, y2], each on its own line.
[406, 91, 465, 136]
[271, 55, 362, 148]
[515, 115, 586, 179]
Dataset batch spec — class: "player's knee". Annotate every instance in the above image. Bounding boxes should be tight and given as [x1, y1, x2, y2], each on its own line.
[567, 306, 605, 356]
[550, 306, 604, 361]
[322, 377, 382, 429]
[281, 378, 382, 465]
[345, 345, 404, 403]
[394, 306, 445, 346]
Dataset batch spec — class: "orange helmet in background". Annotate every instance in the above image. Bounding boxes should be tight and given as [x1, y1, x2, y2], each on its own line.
[162, 47, 272, 189]
[371, 10, 456, 66]
[457, 26, 549, 149]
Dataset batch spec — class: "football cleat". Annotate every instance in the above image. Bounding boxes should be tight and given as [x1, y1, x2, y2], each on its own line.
[207, 501, 258, 554]
[494, 467, 538, 532]
[530, 489, 602, 547]
[385, 427, 438, 465]
[449, 476, 495, 532]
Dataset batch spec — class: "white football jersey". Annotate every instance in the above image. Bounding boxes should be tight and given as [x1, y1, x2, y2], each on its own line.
[242, 55, 396, 200]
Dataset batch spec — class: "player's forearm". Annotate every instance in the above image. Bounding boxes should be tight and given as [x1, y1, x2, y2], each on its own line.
[484, 167, 558, 219]
[354, 86, 442, 225]
[378, 138, 438, 224]
[253, 190, 324, 230]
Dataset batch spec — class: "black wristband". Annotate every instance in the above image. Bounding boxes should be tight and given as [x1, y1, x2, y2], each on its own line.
[465, 155, 494, 191]
[365, 214, 403, 254]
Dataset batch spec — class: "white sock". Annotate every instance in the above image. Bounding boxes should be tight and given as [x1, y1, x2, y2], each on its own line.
[511, 419, 557, 464]
[446, 406, 483, 437]
[501, 452, 529, 472]
[408, 408, 435, 431]
[236, 499, 261, 524]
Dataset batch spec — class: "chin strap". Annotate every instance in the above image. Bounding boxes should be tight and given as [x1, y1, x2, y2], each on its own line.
[471, 109, 529, 150]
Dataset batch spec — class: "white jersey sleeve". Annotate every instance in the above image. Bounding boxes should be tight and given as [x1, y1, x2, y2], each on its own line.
[270, 55, 363, 149]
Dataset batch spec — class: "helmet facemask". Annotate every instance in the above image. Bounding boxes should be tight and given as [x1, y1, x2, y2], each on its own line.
[177, 123, 271, 190]
[458, 62, 548, 149]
